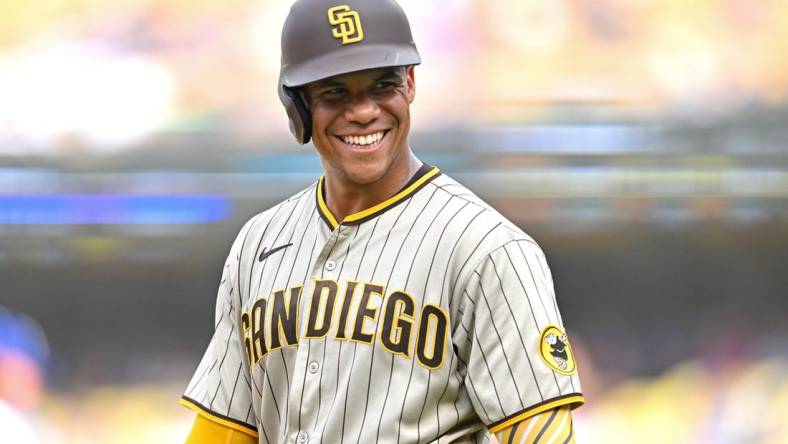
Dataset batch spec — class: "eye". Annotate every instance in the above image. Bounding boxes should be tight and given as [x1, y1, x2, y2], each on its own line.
[374, 80, 398, 91]
[320, 87, 347, 98]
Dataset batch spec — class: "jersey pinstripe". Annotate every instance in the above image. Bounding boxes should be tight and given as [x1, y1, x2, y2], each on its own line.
[182, 165, 583, 443]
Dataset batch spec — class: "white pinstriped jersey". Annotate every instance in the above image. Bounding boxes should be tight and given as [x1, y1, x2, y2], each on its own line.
[182, 165, 583, 443]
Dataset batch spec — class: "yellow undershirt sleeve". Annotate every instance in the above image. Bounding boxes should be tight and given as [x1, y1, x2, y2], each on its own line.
[493, 406, 575, 444]
[184, 415, 258, 444]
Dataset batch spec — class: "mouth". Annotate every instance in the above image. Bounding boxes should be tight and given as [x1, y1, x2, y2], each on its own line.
[335, 130, 389, 150]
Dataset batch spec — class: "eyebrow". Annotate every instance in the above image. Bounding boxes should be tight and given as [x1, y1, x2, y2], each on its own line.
[375, 68, 405, 81]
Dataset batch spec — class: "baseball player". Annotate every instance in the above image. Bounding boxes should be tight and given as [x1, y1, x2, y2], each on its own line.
[182, 0, 583, 443]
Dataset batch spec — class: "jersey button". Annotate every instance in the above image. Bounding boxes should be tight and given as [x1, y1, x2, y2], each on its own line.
[325, 260, 336, 271]
[297, 432, 309, 443]
[308, 361, 319, 374]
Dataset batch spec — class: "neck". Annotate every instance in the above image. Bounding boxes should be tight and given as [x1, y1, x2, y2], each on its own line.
[323, 153, 422, 222]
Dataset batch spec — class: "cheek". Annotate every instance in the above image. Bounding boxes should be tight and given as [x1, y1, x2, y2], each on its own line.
[389, 96, 411, 129]
[310, 108, 328, 132]
[310, 101, 340, 130]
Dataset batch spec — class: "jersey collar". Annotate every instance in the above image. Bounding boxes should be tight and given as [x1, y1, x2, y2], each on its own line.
[316, 165, 441, 230]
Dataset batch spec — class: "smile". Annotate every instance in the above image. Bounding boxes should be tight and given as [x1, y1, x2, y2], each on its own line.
[337, 130, 388, 148]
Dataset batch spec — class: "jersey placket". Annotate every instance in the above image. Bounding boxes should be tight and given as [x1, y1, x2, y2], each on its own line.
[287, 223, 350, 443]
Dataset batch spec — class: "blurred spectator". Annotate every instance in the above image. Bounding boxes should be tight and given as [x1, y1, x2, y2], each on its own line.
[0, 306, 49, 443]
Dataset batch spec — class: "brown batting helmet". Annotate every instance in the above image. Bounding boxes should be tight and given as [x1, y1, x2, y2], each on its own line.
[278, 0, 421, 144]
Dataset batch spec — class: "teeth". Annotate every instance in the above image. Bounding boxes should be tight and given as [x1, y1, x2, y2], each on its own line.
[342, 131, 384, 147]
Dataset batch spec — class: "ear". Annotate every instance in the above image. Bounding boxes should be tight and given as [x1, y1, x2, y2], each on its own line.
[406, 65, 416, 103]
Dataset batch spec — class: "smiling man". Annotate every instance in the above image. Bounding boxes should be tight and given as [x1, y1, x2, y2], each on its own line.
[182, 1, 583, 443]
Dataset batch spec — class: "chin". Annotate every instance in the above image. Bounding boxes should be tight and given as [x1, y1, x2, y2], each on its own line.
[345, 158, 391, 185]
[344, 165, 388, 185]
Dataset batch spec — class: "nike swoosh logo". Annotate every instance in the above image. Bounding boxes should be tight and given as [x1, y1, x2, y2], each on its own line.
[258, 243, 293, 262]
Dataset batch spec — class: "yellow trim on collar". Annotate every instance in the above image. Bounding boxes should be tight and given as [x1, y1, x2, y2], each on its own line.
[317, 176, 340, 229]
[179, 397, 259, 438]
[317, 166, 440, 230]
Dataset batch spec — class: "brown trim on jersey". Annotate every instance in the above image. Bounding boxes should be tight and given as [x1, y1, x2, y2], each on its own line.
[316, 179, 339, 229]
[180, 396, 259, 437]
[486, 393, 584, 433]
[316, 165, 442, 230]
[399, 162, 434, 190]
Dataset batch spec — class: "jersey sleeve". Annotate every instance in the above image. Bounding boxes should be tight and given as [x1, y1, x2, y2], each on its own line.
[181, 222, 259, 438]
[453, 239, 584, 434]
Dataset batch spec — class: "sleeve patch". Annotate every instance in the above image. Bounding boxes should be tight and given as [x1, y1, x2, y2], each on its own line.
[538, 325, 577, 376]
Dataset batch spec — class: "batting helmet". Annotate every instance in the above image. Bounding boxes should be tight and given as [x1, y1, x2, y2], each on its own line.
[278, 0, 421, 144]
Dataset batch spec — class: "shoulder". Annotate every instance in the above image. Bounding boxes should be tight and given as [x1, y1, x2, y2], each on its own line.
[425, 172, 546, 293]
[222, 182, 317, 285]
[426, 172, 537, 252]
[233, 182, 317, 249]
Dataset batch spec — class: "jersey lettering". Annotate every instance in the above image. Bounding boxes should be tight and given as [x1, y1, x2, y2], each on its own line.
[351, 283, 384, 344]
[416, 304, 448, 369]
[269, 286, 302, 351]
[380, 290, 415, 358]
[241, 280, 449, 368]
[305, 279, 338, 338]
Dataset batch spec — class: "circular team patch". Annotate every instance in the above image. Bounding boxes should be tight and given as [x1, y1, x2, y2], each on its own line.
[538, 325, 577, 375]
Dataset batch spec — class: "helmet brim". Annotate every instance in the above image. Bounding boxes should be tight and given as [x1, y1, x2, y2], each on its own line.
[280, 43, 421, 88]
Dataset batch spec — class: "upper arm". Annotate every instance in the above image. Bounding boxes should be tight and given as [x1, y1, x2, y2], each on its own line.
[181, 220, 259, 438]
[454, 239, 584, 432]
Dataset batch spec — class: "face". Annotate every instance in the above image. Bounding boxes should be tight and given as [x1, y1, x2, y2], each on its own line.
[305, 66, 416, 187]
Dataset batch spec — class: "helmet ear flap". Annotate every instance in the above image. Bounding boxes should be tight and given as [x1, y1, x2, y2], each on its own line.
[279, 85, 312, 144]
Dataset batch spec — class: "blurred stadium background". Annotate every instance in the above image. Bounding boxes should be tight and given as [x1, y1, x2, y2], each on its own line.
[1, 0, 787, 442]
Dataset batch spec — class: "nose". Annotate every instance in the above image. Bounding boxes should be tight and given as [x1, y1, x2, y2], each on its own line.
[344, 92, 380, 125]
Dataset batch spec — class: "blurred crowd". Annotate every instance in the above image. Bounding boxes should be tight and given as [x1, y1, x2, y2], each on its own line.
[577, 357, 788, 443]
[0, 306, 49, 442]
[1, 0, 787, 153]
